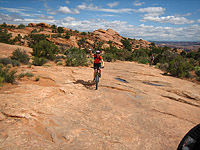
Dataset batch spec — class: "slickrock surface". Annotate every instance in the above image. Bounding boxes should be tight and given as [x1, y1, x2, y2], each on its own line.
[0, 61, 200, 150]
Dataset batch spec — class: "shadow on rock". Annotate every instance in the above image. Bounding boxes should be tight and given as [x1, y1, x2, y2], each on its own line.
[73, 80, 95, 90]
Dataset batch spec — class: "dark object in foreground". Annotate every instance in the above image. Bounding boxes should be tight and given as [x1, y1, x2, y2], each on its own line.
[177, 124, 200, 150]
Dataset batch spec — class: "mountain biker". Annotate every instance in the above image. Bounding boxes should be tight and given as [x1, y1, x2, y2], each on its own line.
[90, 49, 104, 81]
[150, 54, 154, 66]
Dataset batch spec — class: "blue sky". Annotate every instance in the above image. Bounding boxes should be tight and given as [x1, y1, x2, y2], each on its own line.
[0, 0, 200, 41]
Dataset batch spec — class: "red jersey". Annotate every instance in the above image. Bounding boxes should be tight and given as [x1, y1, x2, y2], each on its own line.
[94, 54, 102, 64]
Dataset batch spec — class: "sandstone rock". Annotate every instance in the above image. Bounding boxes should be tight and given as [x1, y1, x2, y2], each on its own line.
[0, 61, 199, 150]
[36, 23, 51, 28]
[28, 23, 37, 27]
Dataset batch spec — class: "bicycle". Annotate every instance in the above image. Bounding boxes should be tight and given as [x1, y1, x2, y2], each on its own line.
[95, 66, 104, 90]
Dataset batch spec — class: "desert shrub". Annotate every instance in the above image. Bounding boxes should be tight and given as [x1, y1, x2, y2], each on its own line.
[77, 38, 86, 49]
[32, 57, 47, 66]
[157, 63, 169, 74]
[65, 47, 88, 66]
[32, 40, 59, 60]
[0, 58, 12, 65]
[121, 39, 132, 51]
[0, 58, 20, 67]
[103, 53, 116, 62]
[81, 32, 87, 35]
[18, 72, 34, 79]
[116, 49, 133, 61]
[57, 27, 64, 33]
[31, 29, 38, 33]
[11, 48, 30, 64]
[10, 59, 20, 67]
[195, 70, 200, 77]
[65, 32, 70, 39]
[17, 24, 25, 29]
[0, 65, 16, 84]
[138, 58, 149, 64]
[168, 56, 193, 78]
[28, 34, 47, 47]
[0, 29, 12, 44]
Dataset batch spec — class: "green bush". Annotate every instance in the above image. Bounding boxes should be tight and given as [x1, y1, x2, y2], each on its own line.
[11, 48, 30, 64]
[28, 34, 47, 47]
[195, 70, 200, 77]
[0, 58, 12, 65]
[121, 39, 132, 51]
[0, 58, 20, 67]
[65, 47, 88, 66]
[17, 24, 25, 29]
[81, 32, 87, 35]
[57, 27, 64, 33]
[138, 58, 149, 64]
[0, 65, 16, 84]
[168, 56, 193, 78]
[0, 29, 12, 44]
[103, 53, 116, 62]
[32, 57, 47, 66]
[32, 40, 59, 60]
[10, 59, 20, 67]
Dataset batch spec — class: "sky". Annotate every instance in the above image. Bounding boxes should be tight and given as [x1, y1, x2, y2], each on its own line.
[0, 0, 200, 41]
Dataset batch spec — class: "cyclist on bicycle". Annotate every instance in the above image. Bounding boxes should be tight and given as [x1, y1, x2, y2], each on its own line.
[90, 49, 104, 81]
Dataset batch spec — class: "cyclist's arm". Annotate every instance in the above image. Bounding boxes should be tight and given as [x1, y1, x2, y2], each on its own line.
[90, 50, 94, 57]
[101, 59, 104, 67]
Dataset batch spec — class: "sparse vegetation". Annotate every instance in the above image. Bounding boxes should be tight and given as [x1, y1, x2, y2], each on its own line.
[28, 34, 47, 47]
[0, 58, 20, 67]
[32, 57, 48, 66]
[57, 27, 64, 33]
[121, 39, 132, 51]
[65, 47, 88, 66]
[17, 24, 26, 29]
[81, 32, 87, 35]
[0, 64, 17, 85]
[18, 72, 34, 79]
[32, 40, 59, 60]
[11, 48, 30, 64]
[0, 28, 12, 44]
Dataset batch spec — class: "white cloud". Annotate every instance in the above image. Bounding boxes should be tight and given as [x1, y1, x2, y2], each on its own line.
[63, 16, 76, 22]
[137, 7, 165, 16]
[13, 18, 56, 24]
[133, 0, 145, 6]
[197, 19, 200, 23]
[77, 4, 87, 10]
[58, 6, 80, 14]
[141, 15, 195, 25]
[76, 3, 135, 13]
[65, 0, 70, 4]
[38, 15, 54, 20]
[107, 2, 119, 8]
[174, 13, 192, 17]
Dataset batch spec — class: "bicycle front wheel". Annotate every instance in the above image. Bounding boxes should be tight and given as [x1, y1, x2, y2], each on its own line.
[95, 74, 99, 90]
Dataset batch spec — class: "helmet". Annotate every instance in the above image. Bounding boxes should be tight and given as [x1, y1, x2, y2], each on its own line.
[96, 50, 100, 54]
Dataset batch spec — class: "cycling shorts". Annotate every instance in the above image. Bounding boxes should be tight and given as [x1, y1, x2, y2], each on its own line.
[94, 63, 101, 70]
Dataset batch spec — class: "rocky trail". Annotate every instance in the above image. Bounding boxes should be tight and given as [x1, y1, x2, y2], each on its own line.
[0, 61, 200, 150]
